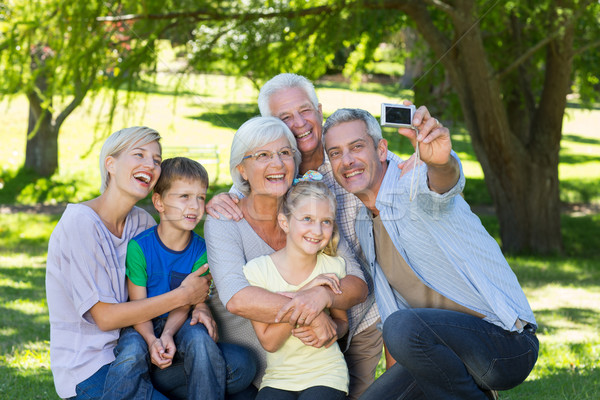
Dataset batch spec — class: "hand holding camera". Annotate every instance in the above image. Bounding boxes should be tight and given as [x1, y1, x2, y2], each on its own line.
[380, 102, 452, 167]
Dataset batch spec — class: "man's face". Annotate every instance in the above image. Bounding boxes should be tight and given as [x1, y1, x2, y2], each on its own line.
[269, 87, 324, 156]
[324, 120, 387, 198]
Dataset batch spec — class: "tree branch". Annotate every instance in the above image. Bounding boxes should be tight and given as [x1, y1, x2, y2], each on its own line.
[495, 4, 593, 80]
[495, 33, 558, 80]
[96, 4, 335, 23]
[55, 73, 96, 129]
[423, 0, 458, 19]
[573, 38, 600, 57]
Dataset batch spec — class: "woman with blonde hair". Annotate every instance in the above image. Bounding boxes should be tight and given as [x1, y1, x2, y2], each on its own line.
[46, 126, 212, 399]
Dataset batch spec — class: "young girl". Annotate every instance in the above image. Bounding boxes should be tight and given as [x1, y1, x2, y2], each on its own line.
[243, 181, 349, 400]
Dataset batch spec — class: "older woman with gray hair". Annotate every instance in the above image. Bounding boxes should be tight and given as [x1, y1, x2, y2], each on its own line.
[204, 116, 367, 395]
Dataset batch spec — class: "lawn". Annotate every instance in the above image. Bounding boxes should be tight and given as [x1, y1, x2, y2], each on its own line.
[1, 74, 599, 399]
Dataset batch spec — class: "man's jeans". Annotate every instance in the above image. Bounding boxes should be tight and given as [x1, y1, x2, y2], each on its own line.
[360, 309, 539, 400]
[71, 318, 256, 399]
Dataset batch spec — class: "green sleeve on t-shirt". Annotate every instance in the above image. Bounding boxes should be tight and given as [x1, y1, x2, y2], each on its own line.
[191, 251, 209, 274]
[126, 240, 148, 286]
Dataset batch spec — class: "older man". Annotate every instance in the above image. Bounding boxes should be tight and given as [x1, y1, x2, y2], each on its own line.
[322, 107, 538, 399]
[207, 74, 383, 399]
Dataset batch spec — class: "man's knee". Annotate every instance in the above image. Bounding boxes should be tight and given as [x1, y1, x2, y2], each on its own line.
[382, 311, 424, 360]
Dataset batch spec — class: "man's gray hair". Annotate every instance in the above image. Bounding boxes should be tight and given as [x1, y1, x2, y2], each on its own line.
[323, 108, 383, 146]
[258, 73, 319, 117]
[230, 116, 301, 195]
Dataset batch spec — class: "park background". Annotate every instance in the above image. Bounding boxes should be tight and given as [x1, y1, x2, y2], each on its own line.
[1, 1, 599, 399]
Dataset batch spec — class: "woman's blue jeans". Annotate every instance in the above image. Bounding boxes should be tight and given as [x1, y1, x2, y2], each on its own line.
[359, 309, 539, 400]
[70, 318, 256, 399]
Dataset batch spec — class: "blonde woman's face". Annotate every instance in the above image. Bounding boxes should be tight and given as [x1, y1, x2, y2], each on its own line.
[106, 140, 162, 200]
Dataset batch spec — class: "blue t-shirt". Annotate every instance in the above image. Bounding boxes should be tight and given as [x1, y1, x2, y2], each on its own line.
[126, 226, 208, 302]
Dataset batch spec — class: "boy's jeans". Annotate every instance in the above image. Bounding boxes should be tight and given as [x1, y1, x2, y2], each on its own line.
[71, 317, 256, 400]
[359, 309, 539, 400]
[151, 318, 257, 399]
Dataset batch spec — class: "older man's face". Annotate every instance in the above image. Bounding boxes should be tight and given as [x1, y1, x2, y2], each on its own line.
[324, 120, 387, 198]
[269, 87, 323, 156]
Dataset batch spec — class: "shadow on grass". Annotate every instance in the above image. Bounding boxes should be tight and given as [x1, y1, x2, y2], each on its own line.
[560, 179, 600, 204]
[187, 102, 259, 130]
[113, 77, 205, 98]
[510, 258, 600, 288]
[0, 365, 57, 400]
[565, 101, 600, 111]
[503, 367, 600, 399]
[533, 307, 599, 336]
[315, 79, 412, 99]
[561, 133, 600, 146]
[0, 262, 55, 398]
[1, 235, 58, 258]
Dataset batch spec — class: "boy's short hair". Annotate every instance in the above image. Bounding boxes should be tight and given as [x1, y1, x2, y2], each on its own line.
[154, 157, 209, 195]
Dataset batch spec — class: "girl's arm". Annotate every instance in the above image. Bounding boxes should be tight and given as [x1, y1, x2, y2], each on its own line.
[90, 266, 210, 331]
[250, 319, 293, 353]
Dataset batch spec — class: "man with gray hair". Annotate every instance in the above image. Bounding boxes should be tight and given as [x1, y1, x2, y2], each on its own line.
[323, 107, 538, 399]
[207, 74, 383, 399]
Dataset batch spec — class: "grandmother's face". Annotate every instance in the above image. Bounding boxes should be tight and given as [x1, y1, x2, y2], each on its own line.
[237, 136, 296, 198]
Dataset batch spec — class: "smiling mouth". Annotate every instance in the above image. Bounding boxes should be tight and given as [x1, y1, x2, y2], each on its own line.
[304, 236, 321, 243]
[133, 172, 152, 184]
[266, 174, 285, 181]
[184, 214, 197, 220]
[296, 130, 311, 140]
[344, 170, 363, 179]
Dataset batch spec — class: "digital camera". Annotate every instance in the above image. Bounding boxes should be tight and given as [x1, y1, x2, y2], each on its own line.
[380, 103, 416, 128]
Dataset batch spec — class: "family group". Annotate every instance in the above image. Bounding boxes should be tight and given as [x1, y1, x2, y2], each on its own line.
[46, 73, 538, 400]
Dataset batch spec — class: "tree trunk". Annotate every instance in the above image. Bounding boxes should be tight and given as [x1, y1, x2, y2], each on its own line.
[25, 103, 59, 177]
[25, 47, 59, 177]
[404, 1, 566, 253]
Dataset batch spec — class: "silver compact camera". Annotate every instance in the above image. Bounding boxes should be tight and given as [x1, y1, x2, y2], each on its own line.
[380, 103, 416, 128]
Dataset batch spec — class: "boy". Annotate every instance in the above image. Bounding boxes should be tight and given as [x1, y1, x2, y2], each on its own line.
[125, 157, 252, 399]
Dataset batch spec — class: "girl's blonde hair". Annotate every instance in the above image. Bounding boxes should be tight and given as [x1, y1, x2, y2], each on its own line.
[280, 181, 339, 256]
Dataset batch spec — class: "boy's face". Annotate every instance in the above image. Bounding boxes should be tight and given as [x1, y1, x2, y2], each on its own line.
[152, 178, 207, 232]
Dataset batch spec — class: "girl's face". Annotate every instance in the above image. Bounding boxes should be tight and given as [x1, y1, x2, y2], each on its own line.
[279, 197, 335, 256]
[237, 136, 296, 198]
[106, 140, 162, 201]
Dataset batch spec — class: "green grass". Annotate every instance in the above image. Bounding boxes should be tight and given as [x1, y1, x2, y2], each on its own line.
[1, 73, 599, 398]
[1, 212, 598, 399]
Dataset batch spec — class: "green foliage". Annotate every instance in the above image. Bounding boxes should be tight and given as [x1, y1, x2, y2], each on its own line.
[0, 168, 97, 205]
[183, 0, 402, 86]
